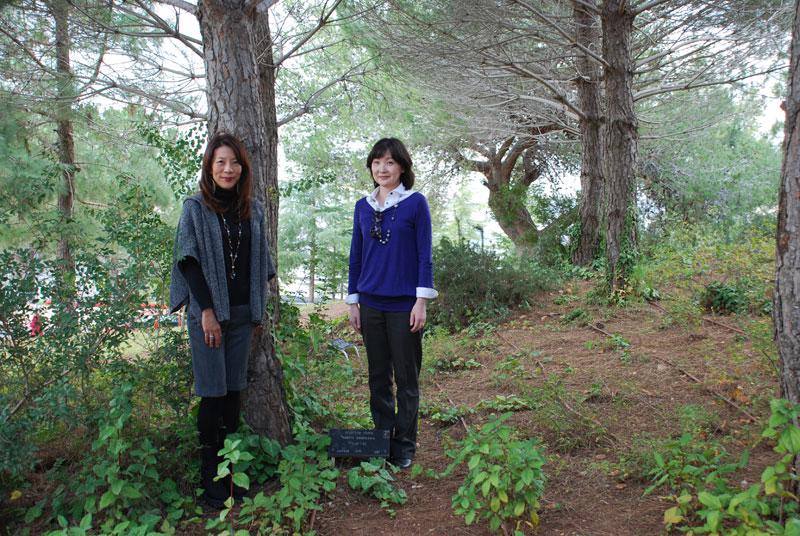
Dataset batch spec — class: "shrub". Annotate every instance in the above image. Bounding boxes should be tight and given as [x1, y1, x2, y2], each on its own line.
[430, 238, 558, 331]
[440, 413, 546, 534]
[347, 459, 407, 512]
[233, 424, 339, 534]
[701, 278, 771, 315]
[660, 399, 800, 534]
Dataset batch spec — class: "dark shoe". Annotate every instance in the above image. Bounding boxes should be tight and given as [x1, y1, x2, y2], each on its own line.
[201, 445, 229, 509]
[388, 457, 413, 469]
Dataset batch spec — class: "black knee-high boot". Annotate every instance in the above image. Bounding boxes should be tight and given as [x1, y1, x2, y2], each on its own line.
[198, 396, 229, 508]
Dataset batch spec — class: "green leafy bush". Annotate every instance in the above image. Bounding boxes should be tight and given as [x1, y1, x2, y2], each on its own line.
[645, 432, 746, 496]
[442, 413, 546, 534]
[430, 238, 558, 331]
[701, 278, 771, 315]
[660, 399, 800, 534]
[234, 425, 339, 534]
[347, 459, 407, 512]
[23, 384, 195, 535]
[421, 402, 474, 426]
[0, 249, 152, 481]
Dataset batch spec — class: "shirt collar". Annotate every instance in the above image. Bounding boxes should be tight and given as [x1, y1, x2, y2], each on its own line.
[366, 183, 415, 211]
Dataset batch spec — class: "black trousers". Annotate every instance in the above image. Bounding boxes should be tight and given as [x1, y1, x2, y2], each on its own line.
[360, 304, 423, 459]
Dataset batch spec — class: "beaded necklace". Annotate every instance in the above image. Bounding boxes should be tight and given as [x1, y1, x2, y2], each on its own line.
[371, 204, 397, 245]
[221, 213, 242, 279]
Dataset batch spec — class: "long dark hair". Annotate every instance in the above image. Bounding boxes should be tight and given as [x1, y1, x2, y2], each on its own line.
[199, 132, 252, 220]
[366, 138, 415, 189]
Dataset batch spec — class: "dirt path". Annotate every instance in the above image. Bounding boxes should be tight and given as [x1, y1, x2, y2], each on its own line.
[312, 286, 776, 535]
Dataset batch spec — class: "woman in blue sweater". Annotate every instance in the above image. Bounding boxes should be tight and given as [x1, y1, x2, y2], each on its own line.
[347, 138, 437, 469]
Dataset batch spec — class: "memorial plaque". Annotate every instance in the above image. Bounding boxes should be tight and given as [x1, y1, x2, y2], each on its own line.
[328, 428, 390, 458]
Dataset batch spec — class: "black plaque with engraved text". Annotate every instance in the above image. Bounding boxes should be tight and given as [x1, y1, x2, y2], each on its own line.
[328, 428, 390, 458]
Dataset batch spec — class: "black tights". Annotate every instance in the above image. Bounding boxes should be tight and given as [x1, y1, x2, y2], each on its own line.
[197, 391, 241, 447]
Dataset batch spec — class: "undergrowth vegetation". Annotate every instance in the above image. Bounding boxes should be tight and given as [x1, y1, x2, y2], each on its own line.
[429, 237, 558, 331]
[3, 214, 799, 535]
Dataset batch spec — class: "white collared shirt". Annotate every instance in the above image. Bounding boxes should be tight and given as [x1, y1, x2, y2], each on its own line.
[366, 183, 417, 212]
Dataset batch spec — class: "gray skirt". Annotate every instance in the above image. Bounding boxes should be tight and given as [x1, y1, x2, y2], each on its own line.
[187, 304, 254, 397]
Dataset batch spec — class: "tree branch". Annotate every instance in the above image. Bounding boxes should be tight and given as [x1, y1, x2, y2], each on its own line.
[634, 64, 787, 101]
[155, 0, 197, 16]
[131, 1, 203, 57]
[632, 0, 674, 16]
[510, 0, 609, 69]
[277, 59, 372, 127]
[274, 0, 345, 68]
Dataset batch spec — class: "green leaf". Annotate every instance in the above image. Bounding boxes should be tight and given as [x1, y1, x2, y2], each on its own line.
[79, 513, 92, 530]
[232, 473, 250, 490]
[121, 485, 142, 499]
[780, 426, 800, 455]
[407, 463, 424, 480]
[706, 510, 720, 531]
[468, 455, 481, 470]
[785, 518, 800, 536]
[111, 479, 124, 496]
[697, 491, 722, 510]
[99, 490, 116, 510]
[521, 469, 533, 485]
[513, 501, 525, 517]
[464, 511, 476, 525]
[24, 501, 44, 524]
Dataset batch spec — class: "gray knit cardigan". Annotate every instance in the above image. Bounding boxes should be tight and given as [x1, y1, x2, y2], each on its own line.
[169, 193, 275, 324]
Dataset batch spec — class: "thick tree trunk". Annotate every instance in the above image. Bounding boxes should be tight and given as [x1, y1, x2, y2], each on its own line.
[775, 0, 800, 418]
[198, 0, 291, 445]
[601, 0, 638, 290]
[572, 1, 604, 266]
[309, 224, 317, 304]
[486, 182, 538, 255]
[255, 7, 281, 305]
[52, 0, 75, 275]
[468, 139, 541, 255]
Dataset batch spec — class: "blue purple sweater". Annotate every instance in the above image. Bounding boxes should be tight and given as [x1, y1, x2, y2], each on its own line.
[347, 190, 436, 312]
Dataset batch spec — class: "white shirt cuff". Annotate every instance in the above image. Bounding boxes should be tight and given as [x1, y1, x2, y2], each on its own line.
[345, 293, 360, 305]
[416, 287, 438, 299]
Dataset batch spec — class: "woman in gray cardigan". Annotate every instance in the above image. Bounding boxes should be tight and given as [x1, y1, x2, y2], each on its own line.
[169, 132, 275, 508]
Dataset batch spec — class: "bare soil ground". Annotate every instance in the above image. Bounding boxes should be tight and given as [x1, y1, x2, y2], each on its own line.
[310, 282, 777, 536]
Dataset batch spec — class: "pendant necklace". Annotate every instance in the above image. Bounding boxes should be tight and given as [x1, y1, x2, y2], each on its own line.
[221, 214, 242, 279]
[372, 204, 397, 245]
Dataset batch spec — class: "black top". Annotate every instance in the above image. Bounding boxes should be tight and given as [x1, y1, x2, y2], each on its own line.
[178, 187, 252, 310]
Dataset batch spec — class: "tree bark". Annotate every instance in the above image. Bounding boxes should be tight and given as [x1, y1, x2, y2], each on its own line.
[198, 0, 291, 444]
[572, 0, 604, 266]
[601, 0, 638, 290]
[775, 0, 800, 422]
[309, 222, 317, 304]
[255, 6, 280, 297]
[52, 0, 75, 276]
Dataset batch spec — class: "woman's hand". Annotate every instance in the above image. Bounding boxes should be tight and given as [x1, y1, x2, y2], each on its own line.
[410, 298, 427, 333]
[348, 303, 361, 333]
[201, 308, 222, 348]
